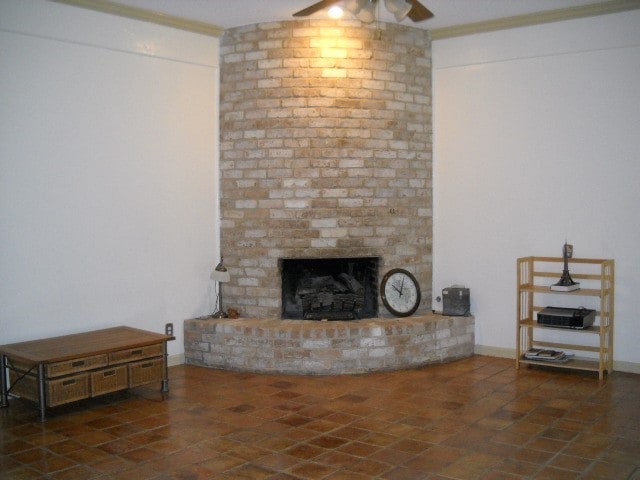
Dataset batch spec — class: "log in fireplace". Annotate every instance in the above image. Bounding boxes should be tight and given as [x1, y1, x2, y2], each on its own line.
[280, 257, 379, 320]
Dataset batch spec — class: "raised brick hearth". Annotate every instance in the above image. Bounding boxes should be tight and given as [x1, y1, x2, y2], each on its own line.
[184, 314, 474, 375]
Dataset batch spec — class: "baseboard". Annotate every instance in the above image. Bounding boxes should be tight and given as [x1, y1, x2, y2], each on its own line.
[168, 353, 185, 367]
[613, 360, 640, 375]
[474, 345, 640, 375]
[474, 345, 515, 359]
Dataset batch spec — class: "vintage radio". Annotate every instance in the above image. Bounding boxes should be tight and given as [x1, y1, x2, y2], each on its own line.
[442, 286, 470, 316]
[537, 306, 595, 329]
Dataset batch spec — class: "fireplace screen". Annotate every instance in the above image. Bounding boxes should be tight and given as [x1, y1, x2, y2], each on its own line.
[280, 257, 379, 320]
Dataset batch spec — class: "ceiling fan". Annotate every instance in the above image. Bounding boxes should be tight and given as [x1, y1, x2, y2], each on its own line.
[293, 0, 434, 23]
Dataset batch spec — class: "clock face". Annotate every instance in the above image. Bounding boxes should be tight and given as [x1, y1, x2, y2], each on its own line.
[381, 269, 421, 317]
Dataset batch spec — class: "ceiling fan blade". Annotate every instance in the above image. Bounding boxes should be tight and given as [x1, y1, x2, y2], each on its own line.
[293, 0, 343, 17]
[406, 0, 434, 22]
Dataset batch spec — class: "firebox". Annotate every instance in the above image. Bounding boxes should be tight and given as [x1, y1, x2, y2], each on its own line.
[280, 257, 379, 320]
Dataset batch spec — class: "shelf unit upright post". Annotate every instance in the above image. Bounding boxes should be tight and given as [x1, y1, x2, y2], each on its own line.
[516, 256, 614, 380]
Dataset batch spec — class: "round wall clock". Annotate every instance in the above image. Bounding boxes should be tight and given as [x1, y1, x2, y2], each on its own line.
[380, 268, 421, 317]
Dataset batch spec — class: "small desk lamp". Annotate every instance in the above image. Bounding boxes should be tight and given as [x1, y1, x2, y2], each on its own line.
[210, 258, 230, 318]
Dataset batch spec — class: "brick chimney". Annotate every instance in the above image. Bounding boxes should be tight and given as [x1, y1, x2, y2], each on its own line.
[219, 20, 432, 318]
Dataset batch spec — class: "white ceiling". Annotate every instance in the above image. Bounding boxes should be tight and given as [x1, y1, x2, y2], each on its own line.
[114, 0, 605, 31]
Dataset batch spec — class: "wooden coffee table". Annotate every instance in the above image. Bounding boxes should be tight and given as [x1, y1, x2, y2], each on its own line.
[0, 326, 174, 421]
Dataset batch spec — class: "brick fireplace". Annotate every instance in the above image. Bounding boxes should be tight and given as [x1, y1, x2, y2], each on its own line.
[219, 19, 433, 319]
[182, 20, 474, 376]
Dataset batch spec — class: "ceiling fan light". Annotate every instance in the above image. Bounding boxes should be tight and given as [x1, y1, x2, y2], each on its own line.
[384, 0, 399, 13]
[355, 0, 375, 23]
[343, 0, 360, 14]
[385, 0, 412, 20]
[328, 5, 344, 18]
[393, 5, 412, 21]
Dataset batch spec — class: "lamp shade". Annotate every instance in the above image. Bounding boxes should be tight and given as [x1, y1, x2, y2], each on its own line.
[210, 261, 230, 283]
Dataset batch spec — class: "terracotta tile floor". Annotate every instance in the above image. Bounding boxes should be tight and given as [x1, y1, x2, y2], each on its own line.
[2, 356, 640, 479]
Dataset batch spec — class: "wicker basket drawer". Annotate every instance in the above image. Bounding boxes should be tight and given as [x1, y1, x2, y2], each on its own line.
[9, 371, 89, 407]
[109, 344, 163, 364]
[46, 354, 108, 378]
[48, 374, 90, 406]
[128, 358, 163, 388]
[91, 365, 128, 397]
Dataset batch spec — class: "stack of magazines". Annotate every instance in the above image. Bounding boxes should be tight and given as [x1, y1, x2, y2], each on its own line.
[523, 348, 574, 363]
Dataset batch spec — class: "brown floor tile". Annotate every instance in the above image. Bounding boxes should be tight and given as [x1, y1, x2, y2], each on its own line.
[1, 439, 34, 455]
[404, 444, 464, 473]
[380, 465, 430, 479]
[63, 446, 111, 465]
[217, 462, 276, 479]
[29, 452, 77, 474]
[198, 453, 245, 475]
[1, 356, 638, 480]
[49, 464, 96, 480]
[512, 447, 555, 465]
[314, 450, 361, 469]
[346, 457, 392, 476]
[326, 470, 373, 480]
[549, 453, 594, 472]
[284, 443, 325, 460]
[2, 465, 43, 479]
[287, 461, 337, 479]
[89, 454, 134, 473]
[493, 457, 540, 477]
[253, 451, 300, 471]
[307, 434, 349, 449]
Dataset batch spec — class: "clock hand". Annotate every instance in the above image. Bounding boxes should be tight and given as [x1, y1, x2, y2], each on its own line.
[392, 284, 403, 296]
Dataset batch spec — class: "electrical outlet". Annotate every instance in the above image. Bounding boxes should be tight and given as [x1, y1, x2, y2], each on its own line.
[165, 323, 174, 336]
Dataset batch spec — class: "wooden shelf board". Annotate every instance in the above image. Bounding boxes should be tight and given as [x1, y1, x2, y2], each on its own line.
[518, 320, 605, 335]
[527, 257, 611, 264]
[519, 357, 606, 373]
[530, 340, 602, 353]
[531, 306, 604, 316]
[519, 284, 601, 296]
[532, 271, 604, 281]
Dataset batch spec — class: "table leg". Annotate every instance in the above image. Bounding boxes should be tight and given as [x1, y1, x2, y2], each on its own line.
[37, 363, 46, 422]
[0, 355, 8, 408]
[161, 341, 169, 393]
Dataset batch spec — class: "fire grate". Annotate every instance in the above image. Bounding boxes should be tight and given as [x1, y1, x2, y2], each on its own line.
[280, 257, 379, 320]
[298, 273, 364, 319]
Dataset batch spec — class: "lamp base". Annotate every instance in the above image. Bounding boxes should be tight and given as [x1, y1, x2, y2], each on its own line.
[211, 309, 228, 319]
[551, 270, 580, 292]
[554, 269, 578, 287]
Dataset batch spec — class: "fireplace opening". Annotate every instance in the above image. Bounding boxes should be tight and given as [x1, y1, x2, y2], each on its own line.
[280, 257, 379, 320]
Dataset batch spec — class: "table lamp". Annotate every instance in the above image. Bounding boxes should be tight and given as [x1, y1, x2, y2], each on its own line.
[551, 243, 580, 292]
[210, 258, 231, 318]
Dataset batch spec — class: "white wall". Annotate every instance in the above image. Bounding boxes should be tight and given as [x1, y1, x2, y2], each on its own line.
[0, 0, 220, 360]
[433, 11, 640, 371]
